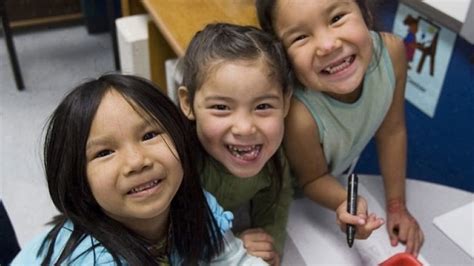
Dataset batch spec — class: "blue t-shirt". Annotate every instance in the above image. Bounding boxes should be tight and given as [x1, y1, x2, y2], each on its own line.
[12, 192, 266, 265]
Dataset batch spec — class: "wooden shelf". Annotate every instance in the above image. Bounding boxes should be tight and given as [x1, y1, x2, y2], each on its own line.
[9, 13, 83, 29]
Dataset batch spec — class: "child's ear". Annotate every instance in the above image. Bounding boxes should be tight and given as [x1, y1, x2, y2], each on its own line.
[178, 86, 195, 120]
[283, 89, 293, 117]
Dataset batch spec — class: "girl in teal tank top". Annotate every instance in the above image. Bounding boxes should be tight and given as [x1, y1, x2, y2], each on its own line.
[257, 0, 424, 258]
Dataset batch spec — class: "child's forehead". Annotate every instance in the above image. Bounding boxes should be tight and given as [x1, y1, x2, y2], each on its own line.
[207, 58, 272, 77]
[99, 90, 161, 127]
[208, 60, 271, 81]
[198, 61, 284, 97]
[276, 0, 356, 13]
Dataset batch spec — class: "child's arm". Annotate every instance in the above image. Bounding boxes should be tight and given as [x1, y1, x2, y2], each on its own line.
[284, 98, 383, 238]
[284, 98, 343, 208]
[374, 32, 424, 256]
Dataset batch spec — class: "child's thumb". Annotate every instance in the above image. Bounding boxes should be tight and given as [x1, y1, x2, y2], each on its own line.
[388, 225, 400, 246]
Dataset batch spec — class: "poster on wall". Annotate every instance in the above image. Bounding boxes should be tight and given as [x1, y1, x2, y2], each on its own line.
[392, 3, 457, 118]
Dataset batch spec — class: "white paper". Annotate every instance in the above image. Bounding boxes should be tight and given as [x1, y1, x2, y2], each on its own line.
[286, 183, 430, 265]
[433, 201, 474, 258]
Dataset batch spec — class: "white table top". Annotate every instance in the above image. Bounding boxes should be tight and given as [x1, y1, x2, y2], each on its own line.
[282, 175, 473, 265]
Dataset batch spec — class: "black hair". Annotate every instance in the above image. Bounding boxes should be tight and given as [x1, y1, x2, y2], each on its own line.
[181, 22, 293, 105]
[256, 0, 379, 37]
[180, 22, 293, 209]
[40, 74, 223, 265]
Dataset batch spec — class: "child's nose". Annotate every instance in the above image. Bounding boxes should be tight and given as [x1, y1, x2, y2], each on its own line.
[315, 36, 342, 57]
[122, 146, 151, 175]
[231, 115, 257, 136]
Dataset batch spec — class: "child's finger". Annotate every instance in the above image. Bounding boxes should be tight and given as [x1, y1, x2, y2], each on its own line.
[405, 226, 421, 255]
[397, 223, 409, 244]
[352, 213, 383, 239]
[387, 222, 399, 246]
[240, 228, 274, 243]
[338, 212, 366, 227]
[244, 239, 274, 253]
[413, 229, 424, 257]
[365, 213, 384, 229]
[249, 250, 276, 261]
[404, 228, 415, 255]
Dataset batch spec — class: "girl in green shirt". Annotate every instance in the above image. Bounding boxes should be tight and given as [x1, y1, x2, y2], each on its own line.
[178, 23, 294, 265]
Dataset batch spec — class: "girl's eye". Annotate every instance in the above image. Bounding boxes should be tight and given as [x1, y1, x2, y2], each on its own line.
[292, 35, 307, 44]
[256, 103, 272, 110]
[211, 104, 229, 111]
[95, 149, 113, 158]
[331, 14, 344, 24]
[143, 131, 159, 141]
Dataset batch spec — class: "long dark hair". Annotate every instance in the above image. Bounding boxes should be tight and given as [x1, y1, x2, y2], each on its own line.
[40, 74, 223, 265]
[180, 22, 293, 206]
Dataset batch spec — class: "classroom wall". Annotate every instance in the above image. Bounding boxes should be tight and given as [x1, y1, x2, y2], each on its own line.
[356, 0, 474, 192]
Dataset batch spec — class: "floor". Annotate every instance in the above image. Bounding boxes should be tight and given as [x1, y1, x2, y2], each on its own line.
[0, 23, 115, 247]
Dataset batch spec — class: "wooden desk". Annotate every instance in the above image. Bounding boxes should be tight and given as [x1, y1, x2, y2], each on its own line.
[143, 0, 258, 56]
[141, 0, 258, 90]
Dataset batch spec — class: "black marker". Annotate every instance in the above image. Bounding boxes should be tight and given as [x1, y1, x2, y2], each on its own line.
[346, 173, 358, 248]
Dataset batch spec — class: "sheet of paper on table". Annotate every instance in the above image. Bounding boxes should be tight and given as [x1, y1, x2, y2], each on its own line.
[433, 201, 474, 258]
[286, 182, 429, 265]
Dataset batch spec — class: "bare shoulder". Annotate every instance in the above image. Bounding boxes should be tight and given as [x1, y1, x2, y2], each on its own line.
[380, 32, 404, 53]
[284, 96, 328, 185]
[284, 96, 323, 159]
[285, 97, 318, 138]
[379, 32, 407, 78]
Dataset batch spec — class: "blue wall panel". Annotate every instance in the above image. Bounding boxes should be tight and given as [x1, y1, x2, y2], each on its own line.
[356, 0, 474, 192]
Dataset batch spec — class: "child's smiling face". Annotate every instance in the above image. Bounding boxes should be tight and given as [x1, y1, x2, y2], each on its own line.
[274, 0, 372, 100]
[182, 59, 289, 178]
[85, 90, 183, 234]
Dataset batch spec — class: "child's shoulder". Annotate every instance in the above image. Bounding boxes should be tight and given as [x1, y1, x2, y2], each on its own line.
[12, 221, 115, 265]
[11, 226, 53, 265]
[285, 96, 321, 145]
[379, 32, 407, 78]
[379, 32, 406, 62]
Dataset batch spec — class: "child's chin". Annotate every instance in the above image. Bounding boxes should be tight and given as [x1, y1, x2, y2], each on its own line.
[227, 164, 263, 179]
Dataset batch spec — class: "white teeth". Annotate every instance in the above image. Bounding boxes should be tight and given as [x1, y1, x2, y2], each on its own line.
[228, 145, 256, 152]
[227, 145, 261, 160]
[129, 179, 160, 194]
[323, 56, 352, 74]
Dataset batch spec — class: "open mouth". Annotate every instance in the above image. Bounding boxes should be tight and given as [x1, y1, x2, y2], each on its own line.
[127, 179, 162, 195]
[321, 55, 355, 75]
[227, 144, 262, 161]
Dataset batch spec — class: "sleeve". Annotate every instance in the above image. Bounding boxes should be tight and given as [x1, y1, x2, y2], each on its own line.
[11, 230, 51, 265]
[250, 151, 294, 254]
[204, 190, 234, 233]
[209, 231, 268, 266]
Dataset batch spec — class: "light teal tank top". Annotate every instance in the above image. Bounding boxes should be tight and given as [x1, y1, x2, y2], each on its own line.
[294, 32, 395, 177]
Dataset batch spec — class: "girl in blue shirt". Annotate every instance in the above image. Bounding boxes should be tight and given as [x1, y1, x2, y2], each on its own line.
[12, 74, 265, 265]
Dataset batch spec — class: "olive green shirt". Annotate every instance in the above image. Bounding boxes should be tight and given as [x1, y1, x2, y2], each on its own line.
[201, 149, 293, 254]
